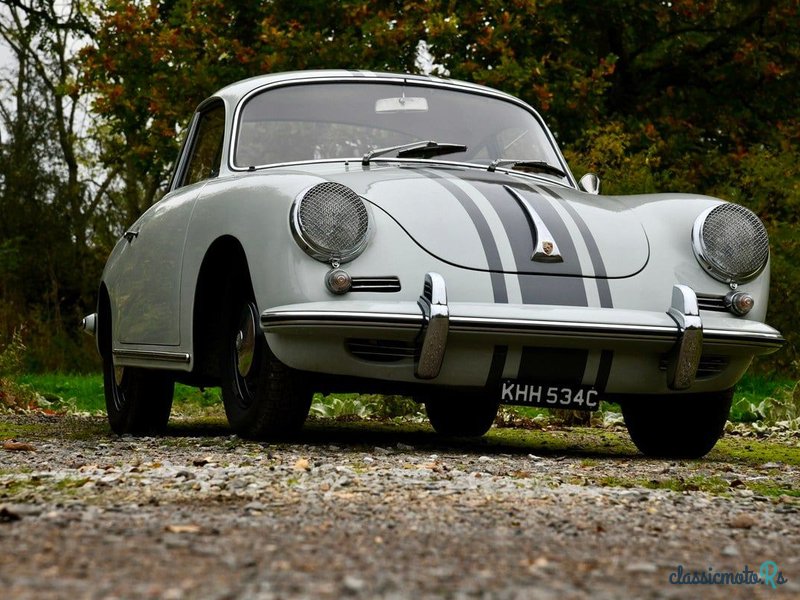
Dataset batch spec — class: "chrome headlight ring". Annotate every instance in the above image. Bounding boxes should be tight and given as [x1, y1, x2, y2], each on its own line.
[691, 203, 769, 284]
[290, 182, 371, 264]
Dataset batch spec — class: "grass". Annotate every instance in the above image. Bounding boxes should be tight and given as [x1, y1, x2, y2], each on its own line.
[12, 373, 223, 415]
[15, 372, 105, 412]
[592, 474, 731, 494]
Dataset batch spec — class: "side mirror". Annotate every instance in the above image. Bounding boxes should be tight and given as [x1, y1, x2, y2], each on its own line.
[579, 173, 601, 195]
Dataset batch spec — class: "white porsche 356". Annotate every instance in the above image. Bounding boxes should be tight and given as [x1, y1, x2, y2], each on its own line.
[83, 70, 783, 457]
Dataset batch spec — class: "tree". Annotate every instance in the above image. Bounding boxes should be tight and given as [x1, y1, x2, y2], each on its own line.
[0, 0, 111, 370]
[80, 0, 431, 221]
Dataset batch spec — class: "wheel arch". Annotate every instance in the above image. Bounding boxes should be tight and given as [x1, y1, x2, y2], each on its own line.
[191, 235, 255, 383]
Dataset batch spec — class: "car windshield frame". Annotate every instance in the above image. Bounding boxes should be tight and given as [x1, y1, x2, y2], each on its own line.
[229, 76, 575, 187]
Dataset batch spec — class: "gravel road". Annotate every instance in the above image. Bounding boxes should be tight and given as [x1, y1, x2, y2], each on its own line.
[1, 414, 799, 599]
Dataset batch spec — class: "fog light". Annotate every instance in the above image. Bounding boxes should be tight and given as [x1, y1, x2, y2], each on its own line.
[725, 291, 754, 316]
[326, 269, 352, 294]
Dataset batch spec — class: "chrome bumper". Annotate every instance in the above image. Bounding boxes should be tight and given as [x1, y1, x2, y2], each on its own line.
[261, 272, 784, 390]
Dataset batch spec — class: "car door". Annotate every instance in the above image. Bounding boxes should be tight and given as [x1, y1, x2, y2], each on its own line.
[113, 100, 226, 346]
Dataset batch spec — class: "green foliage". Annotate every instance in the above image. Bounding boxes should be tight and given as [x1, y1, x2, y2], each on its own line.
[0, 301, 101, 373]
[732, 385, 800, 429]
[0, 328, 26, 376]
[310, 393, 424, 421]
[0, 2, 116, 374]
[0, 329, 41, 411]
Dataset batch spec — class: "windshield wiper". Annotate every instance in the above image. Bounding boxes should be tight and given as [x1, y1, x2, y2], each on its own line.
[362, 140, 467, 165]
[487, 159, 567, 178]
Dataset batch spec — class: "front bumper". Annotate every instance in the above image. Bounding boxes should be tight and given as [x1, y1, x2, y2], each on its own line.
[261, 273, 783, 393]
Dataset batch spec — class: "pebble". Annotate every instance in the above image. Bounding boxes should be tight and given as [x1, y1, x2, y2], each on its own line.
[721, 544, 740, 556]
[342, 575, 365, 593]
[625, 562, 658, 573]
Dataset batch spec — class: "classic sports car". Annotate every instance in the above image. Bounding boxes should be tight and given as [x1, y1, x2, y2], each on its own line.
[83, 70, 783, 457]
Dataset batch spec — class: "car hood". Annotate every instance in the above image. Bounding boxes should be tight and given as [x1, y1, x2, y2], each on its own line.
[327, 165, 649, 279]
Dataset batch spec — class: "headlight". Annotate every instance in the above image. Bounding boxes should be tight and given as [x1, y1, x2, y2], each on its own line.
[691, 203, 769, 284]
[290, 182, 371, 263]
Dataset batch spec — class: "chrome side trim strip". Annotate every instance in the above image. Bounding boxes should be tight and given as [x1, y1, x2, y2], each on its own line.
[666, 284, 703, 390]
[262, 309, 678, 342]
[261, 311, 423, 330]
[415, 272, 449, 379]
[448, 316, 677, 340]
[261, 308, 783, 351]
[350, 276, 402, 292]
[703, 329, 785, 348]
[112, 349, 191, 364]
[261, 310, 784, 350]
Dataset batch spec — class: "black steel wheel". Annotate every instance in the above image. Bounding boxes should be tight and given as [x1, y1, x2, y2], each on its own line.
[103, 356, 174, 435]
[421, 392, 499, 437]
[621, 389, 734, 458]
[220, 299, 312, 439]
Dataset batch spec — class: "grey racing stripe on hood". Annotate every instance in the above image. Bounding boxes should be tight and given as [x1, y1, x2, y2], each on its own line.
[419, 170, 509, 303]
[536, 185, 613, 309]
[446, 171, 589, 307]
[534, 184, 615, 391]
[425, 170, 591, 386]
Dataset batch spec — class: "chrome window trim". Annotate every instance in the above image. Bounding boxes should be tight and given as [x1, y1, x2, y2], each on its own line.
[170, 97, 225, 192]
[237, 157, 575, 189]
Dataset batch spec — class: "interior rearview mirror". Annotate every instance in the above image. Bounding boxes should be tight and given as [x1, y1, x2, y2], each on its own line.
[375, 97, 429, 113]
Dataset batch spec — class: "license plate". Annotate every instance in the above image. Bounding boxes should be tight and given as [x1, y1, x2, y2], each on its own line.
[499, 380, 600, 411]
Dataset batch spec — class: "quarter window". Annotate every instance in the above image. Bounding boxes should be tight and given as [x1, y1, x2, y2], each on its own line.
[182, 102, 225, 187]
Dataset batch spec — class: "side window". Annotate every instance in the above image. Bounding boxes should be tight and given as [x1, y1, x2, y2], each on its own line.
[181, 102, 226, 187]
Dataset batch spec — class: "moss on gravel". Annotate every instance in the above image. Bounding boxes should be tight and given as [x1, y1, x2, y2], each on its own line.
[1, 414, 797, 467]
[1, 414, 799, 503]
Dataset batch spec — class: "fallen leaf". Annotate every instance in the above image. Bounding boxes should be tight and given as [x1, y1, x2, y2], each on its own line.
[729, 514, 757, 529]
[0, 506, 22, 523]
[2, 440, 36, 452]
[293, 458, 310, 471]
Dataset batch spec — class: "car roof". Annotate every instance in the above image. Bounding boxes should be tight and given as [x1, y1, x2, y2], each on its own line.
[211, 69, 518, 105]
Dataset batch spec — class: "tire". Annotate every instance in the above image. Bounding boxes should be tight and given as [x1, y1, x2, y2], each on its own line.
[421, 392, 499, 437]
[621, 389, 734, 458]
[103, 358, 174, 435]
[220, 299, 312, 440]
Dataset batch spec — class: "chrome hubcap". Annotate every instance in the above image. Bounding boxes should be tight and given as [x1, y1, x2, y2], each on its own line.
[236, 304, 257, 378]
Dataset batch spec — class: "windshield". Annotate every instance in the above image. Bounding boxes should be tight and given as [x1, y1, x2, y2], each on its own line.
[234, 81, 563, 173]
